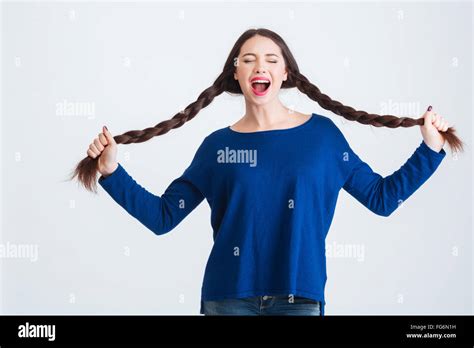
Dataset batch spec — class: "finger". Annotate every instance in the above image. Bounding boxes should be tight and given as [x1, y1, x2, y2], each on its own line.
[98, 133, 108, 146]
[425, 110, 435, 123]
[87, 149, 97, 158]
[89, 143, 101, 156]
[433, 115, 442, 128]
[102, 126, 115, 144]
[94, 138, 105, 151]
[441, 120, 449, 132]
[436, 117, 445, 130]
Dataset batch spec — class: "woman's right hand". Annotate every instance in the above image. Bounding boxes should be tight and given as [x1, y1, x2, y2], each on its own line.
[87, 126, 118, 177]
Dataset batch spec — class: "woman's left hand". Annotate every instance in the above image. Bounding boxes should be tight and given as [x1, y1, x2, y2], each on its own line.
[420, 106, 448, 153]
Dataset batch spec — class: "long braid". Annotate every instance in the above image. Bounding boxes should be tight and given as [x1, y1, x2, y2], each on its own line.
[70, 27, 465, 194]
[293, 72, 465, 153]
[69, 72, 228, 193]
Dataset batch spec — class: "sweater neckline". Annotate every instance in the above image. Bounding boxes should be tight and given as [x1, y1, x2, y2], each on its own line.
[227, 113, 316, 135]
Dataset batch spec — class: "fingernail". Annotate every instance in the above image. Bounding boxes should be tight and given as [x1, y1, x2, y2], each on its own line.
[427, 105, 432, 112]
[104, 125, 108, 131]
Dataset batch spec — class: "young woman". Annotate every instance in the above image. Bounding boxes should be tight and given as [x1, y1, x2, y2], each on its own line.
[70, 28, 463, 316]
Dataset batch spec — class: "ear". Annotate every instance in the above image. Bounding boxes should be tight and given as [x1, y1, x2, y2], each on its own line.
[283, 69, 288, 82]
[234, 72, 238, 80]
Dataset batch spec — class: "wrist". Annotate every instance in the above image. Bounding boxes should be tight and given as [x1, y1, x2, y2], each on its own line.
[102, 162, 119, 178]
[422, 139, 442, 152]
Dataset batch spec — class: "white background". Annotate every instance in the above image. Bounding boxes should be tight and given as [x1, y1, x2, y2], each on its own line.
[1, 0, 472, 314]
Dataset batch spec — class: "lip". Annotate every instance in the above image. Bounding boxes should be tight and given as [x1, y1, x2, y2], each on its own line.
[250, 76, 271, 83]
[250, 76, 271, 96]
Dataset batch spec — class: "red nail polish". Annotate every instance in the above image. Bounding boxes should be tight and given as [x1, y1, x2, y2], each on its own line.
[427, 105, 432, 112]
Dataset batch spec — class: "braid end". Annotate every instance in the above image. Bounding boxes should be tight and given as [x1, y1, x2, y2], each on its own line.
[69, 156, 100, 194]
[443, 127, 465, 155]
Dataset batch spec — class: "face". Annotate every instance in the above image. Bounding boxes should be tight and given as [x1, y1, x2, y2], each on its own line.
[233, 35, 288, 103]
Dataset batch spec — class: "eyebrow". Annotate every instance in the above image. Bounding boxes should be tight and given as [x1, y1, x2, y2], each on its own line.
[241, 53, 280, 58]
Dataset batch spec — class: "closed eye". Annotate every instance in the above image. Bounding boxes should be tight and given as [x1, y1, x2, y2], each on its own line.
[244, 60, 278, 63]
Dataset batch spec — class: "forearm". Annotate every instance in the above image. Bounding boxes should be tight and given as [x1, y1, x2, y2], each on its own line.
[343, 140, 446, 217]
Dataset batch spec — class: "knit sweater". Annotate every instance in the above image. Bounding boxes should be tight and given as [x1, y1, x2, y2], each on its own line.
[98, 113, 446, 315]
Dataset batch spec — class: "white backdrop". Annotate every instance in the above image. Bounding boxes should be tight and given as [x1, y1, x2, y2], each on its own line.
[0, 0, 472, 314]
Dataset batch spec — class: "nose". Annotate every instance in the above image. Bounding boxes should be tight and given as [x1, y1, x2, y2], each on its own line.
[255, 70, 267, 77]
[254, 60, 267, 74]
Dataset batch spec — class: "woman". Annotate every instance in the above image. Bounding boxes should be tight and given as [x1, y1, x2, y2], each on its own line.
[70, 28, 463, 316]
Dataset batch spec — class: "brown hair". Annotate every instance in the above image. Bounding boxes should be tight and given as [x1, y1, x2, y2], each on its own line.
[69, 28, 465, 193]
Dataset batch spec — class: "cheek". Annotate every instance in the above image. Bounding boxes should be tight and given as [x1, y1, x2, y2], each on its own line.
[275, 68, 287, 80]
[235, 68, 249, 83]
[268, 74, 280, 85]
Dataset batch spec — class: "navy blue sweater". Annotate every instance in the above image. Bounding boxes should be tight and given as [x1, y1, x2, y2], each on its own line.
[98, 113, 446, 315]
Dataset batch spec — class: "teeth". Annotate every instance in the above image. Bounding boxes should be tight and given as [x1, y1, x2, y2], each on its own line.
[252, 80, 270, 84]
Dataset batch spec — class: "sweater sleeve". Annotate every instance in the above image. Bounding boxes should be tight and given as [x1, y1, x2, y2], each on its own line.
[341, 139, 446, 217]
[98, 139, 208, 235]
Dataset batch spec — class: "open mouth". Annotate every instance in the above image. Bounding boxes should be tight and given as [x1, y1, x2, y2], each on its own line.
[251, 80, 271, 94]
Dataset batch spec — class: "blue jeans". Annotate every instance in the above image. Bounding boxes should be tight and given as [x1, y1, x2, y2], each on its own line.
[202, 295, 321, 316]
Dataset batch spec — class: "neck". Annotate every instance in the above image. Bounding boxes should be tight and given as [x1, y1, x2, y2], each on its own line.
[243, 99, 291, 129]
